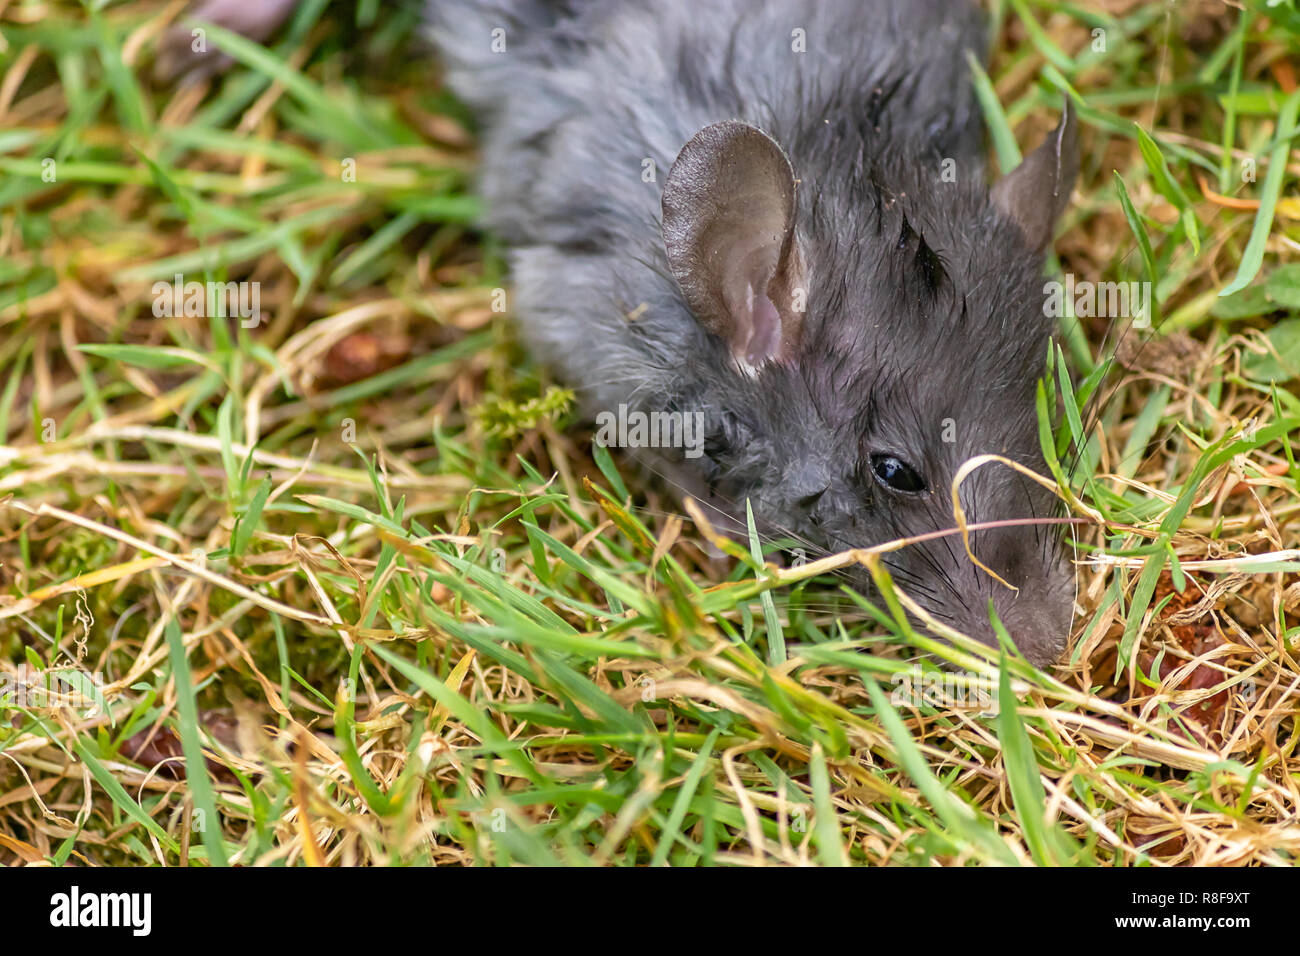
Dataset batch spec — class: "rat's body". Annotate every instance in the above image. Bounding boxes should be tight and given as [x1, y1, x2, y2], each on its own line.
[170, 0, 1079, 665]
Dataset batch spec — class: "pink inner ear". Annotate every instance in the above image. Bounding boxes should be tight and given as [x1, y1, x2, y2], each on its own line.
[745, 286, 782, 366]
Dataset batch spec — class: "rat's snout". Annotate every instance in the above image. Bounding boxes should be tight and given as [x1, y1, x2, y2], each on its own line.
[932, 480, 1076, 667]
[875, 533, 1075, 668]
[970, 571, 1074, 668]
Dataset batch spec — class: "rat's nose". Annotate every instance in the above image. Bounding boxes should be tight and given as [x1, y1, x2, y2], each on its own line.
[974, 584, 1072, 667]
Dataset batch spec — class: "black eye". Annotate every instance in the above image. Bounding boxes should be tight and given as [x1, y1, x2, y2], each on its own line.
[869, 454, 927, 493]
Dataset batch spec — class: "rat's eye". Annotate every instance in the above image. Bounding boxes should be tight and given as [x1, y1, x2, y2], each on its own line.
[869, 454, 926, 493]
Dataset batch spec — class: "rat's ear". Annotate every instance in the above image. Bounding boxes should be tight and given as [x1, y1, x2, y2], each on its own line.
[990, 100, 1079, 252]
[662, 121, 806, 370]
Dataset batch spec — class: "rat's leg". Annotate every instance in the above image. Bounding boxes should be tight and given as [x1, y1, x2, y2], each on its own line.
[155, 0, 302, 83]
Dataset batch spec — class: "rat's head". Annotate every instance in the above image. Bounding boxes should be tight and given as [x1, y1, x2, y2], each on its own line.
[661, 107, 1079, 667]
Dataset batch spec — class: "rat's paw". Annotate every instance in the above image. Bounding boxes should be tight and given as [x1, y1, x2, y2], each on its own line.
[154, 0, 299, 84]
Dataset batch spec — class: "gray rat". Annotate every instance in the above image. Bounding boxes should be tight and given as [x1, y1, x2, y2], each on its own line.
[426, 0, 1079, 666]
[162, 0, 1080, 666]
